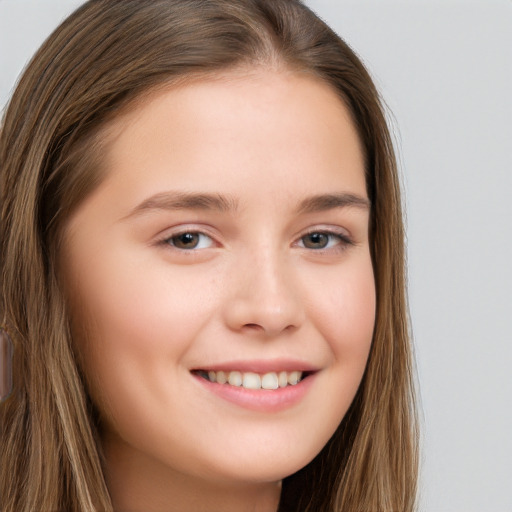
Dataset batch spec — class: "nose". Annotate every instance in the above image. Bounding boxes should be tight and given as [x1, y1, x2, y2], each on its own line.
[223, 249, 305, 338]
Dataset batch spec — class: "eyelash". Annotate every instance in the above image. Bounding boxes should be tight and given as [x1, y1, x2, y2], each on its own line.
[161, 231, 216, 251]
[158, 228, 353, 253]
[295, 229, 354, 253]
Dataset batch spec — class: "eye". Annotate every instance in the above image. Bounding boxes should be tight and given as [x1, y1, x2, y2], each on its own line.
[298, 231, 351, 250]
[165, 232, 214, 250]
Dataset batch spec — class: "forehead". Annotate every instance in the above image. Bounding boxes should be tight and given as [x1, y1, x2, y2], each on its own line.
[78, 69, 367, 221]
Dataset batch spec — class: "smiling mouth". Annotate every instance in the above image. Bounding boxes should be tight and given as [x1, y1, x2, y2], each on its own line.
[192, 370, 312, 390]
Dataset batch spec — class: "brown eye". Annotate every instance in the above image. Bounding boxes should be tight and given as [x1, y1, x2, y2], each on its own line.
[298, 231, 352, 251]
[167, 232, 213, 250]
[301, 232, 330, 249]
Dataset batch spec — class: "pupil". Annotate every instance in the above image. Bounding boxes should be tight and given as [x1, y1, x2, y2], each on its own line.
[176, 233, 198, 248]
[306, 233, 328, 248]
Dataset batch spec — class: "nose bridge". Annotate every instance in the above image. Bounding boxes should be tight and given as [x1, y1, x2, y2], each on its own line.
[224, 242, 304, 336]
[254, 245, 292, 308]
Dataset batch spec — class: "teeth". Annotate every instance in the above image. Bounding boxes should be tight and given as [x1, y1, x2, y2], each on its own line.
[202, 370, 304, 389]
[243, 372, 261, 389]
[288, 371, 301, 386]
[228, 371, 242, 386]
[261, 372, 279, 390]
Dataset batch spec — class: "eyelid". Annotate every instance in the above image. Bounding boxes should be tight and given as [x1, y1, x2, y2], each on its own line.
[154, 224, 355, 253]
[155, 225, 221, 250]
[171, 232, 215, 250]
[294, 226, 354, 251]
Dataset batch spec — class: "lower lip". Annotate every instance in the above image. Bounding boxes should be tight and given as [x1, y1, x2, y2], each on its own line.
[192, 373, 316, 413]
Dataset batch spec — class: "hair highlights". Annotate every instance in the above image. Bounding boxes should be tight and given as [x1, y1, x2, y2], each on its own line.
[0, 1, 418, 510]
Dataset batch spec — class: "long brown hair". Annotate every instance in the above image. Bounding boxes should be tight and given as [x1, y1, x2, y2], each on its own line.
[0, 1, 418, 510]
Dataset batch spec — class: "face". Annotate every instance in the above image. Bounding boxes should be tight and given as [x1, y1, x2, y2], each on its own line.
[63, 69, 375, 490]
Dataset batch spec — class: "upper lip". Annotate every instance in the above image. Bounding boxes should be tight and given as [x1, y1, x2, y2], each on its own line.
[191, 359, 320, 373]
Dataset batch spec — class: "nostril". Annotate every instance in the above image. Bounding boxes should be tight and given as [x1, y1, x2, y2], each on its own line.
[244, 323, 264, 331]
[224, 290, 304, 336]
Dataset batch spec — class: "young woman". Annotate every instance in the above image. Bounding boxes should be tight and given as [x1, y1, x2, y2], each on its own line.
[0, 1, 418, 511]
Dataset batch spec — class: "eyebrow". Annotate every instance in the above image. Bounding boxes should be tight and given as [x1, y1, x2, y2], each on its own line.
[296, 193, 371, 214]
[124, 191, 240, 219]
[124, 190, 370, 220]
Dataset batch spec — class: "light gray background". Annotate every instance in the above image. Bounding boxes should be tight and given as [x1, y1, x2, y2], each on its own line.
[1, 1, 511, 511]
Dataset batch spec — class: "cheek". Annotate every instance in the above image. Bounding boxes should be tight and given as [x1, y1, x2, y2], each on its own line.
[304, 254, 375, 413]
[308, 255, 376, 357]
[72, 243, 216, 342]
[66, 247, 220, 416]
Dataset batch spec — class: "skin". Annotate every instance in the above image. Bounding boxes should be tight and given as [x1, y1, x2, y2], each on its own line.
[62, 68, 376, 512]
